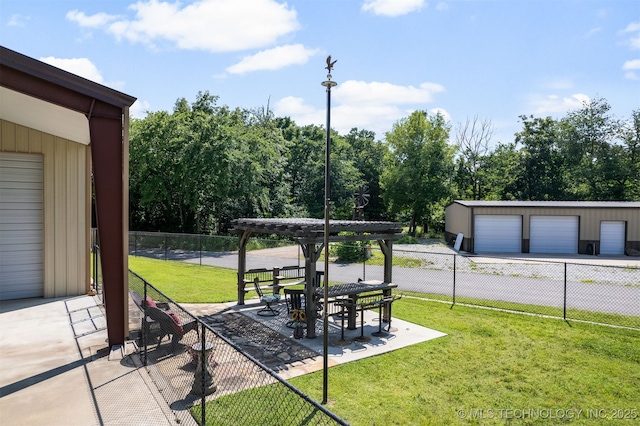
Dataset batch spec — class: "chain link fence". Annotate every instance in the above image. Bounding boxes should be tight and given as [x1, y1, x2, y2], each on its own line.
[389, 247, 640, 329]
[124, 231, 639, 329]
[128, 231, 293, 264]
[128, 270, 347, 426]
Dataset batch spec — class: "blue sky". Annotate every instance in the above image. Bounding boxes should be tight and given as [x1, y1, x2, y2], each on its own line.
[2, 0, 639, 145]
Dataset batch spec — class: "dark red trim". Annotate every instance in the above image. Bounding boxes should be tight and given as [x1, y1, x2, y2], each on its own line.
[1, 45, 136, 346]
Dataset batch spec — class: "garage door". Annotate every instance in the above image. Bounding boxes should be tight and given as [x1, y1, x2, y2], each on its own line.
[530, 216, 578, 254]
[600, 221, 625, 255]
[474, 215, 522, 252]
[0, 152, 44, 300]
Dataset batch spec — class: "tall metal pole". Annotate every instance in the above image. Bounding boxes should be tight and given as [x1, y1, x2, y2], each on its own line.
[321, 56, 337, 405]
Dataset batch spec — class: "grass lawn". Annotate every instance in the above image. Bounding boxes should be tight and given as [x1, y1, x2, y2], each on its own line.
[128, 256, 238, 303]
[291, 298, 639, 425]
[128, 256, 640, 425]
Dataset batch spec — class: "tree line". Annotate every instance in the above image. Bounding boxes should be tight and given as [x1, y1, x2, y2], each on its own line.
[128, 92, 639, 236]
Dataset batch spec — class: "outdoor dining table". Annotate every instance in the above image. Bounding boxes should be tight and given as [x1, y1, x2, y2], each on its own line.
[314, 280, 398, 330]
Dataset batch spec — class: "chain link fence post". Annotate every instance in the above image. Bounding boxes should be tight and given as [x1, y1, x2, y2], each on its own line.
[563, 262, 567, 321]
[452, 253, 456, 305]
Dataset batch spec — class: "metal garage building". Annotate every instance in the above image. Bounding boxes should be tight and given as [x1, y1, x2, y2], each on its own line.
[1, 47, 136, 346]
[445, 201, 640, 255]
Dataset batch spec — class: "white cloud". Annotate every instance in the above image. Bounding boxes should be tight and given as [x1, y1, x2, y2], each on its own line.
[623, 59, 640, 70]
[584, 27, 601, 38]
[69, 0, 300, 53]
[274, 79, 445, 138]
[227, 44, 320, 74]
[335, 80, 445, 105]
[528, 93, 590, 116]
[39, 56, 105, 84]
[620, 21, 640, 50]
[362, 0, 425, 17]
[130, 99, 152, 119]
[8, 14, 29, 27]
[622, 59, 640, 80]
[429, 107, 451, 122]
[66, 10, 118, 28]
[435, 2, 449, 11]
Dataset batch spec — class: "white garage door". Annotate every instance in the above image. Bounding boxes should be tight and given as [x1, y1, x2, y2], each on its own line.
[0, 152, 44, 300]
[530, 216, 578, 254]
[600, 221, 625, 255]
[474, 215, 522, 252]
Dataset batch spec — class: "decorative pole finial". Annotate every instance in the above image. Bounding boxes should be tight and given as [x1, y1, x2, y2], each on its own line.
[325, 55, 337, 79]
[322, 56, 338, 88]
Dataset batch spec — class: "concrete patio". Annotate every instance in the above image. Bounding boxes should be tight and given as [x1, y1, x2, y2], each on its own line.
[0, 294, 446, 425]
[0, 296, 181, 426]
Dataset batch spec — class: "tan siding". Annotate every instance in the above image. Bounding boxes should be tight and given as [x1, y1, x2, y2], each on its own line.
[0, 121, 16, 151]
[54, 137, 67, 296]
[0, 119, 89, 298]
[28, 128, 42, 153]
[16, 126, 30, 152]
[1, 121, 17, 151]
[42, 132, 55, 297]
[445, 202, 471, 235]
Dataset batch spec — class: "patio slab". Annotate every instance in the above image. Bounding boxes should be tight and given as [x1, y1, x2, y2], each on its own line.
[184, 299, 447, 380]
[0, 296, 179, 426]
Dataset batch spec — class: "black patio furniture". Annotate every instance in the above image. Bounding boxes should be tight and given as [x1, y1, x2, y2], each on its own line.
[315, 280, 398, 330]
[284, 288, 305, 328]
[372, 294, 403, 337]
[253, 277, 281, 316]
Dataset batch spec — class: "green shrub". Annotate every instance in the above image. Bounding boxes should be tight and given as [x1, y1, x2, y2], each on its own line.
[332, 233, 371, 262]
[397, 234, 418, 244]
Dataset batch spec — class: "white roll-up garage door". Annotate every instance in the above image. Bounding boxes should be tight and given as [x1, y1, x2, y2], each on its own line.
[474, 215, 522, 252]
[0, 152, 44, 300]
[530, 216, 578, 254]
[600, 221, 625, 255]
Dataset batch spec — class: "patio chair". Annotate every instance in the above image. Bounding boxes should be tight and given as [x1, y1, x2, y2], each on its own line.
[253, 277, 281, 316]
[145, 305, 199, 349]
[284, 288, 305, 328]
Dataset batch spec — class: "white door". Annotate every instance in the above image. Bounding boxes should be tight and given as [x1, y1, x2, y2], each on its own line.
[0, 152, 44, 300]
[530, 216, 578, 254]
[474, 215, 522, 252]
[600, 221, 625, 255]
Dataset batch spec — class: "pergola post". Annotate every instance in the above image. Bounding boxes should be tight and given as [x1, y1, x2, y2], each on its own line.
[237, 230, 251, 305]
[379, 239, 394, 322]
[300, 242, 323, 338]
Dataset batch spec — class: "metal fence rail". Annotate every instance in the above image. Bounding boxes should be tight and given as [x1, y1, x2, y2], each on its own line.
[128, 270, 347, 426]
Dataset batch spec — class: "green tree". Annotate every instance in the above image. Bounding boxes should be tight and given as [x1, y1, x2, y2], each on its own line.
[481, 142, 522, 200]
[282, 123, 361, 219]
[619, 109, 640, 200]
[344, 128, 389, 220]
[514, 115, 566, 200]
[381, 111, 454, 235]
[453, 116, 494, 200]
[129, 92, 291, 233]
[560, 97, 621, 200]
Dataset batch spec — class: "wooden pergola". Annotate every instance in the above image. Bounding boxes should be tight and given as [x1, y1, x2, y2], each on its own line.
[231, 218, 403, 338]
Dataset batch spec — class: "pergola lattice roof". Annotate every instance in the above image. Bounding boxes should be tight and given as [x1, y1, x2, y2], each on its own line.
[231, 218, 403, 241]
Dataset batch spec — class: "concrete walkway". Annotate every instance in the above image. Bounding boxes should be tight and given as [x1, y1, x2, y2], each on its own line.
[0, 296, 181, 426]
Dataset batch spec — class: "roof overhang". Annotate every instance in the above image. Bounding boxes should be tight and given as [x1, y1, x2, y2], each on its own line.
[0, 46, 136, 134]
[0, 86, 90, 144]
